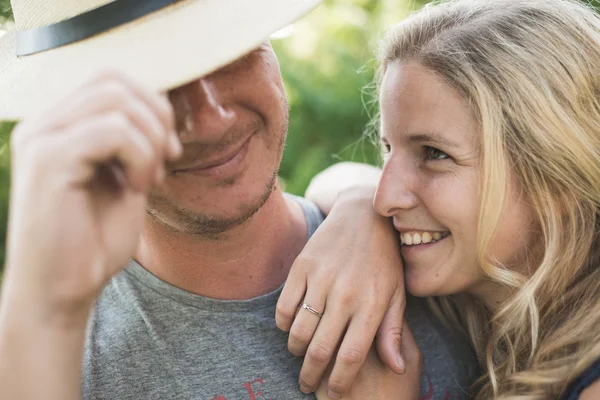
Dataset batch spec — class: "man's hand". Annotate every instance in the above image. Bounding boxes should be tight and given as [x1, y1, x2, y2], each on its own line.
[315, 321, 422, 400]
[3, 70, 181, 317]
[0, 70, 181, 400]
[276, 187, 406, 399]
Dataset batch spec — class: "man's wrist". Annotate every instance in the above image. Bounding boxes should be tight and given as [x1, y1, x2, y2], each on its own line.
[0, 279, 92, 333]
[0, 290, 88, 400]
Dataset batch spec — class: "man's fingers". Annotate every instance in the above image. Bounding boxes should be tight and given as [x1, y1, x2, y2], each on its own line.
[297, 307, 348, 394]
[325, 310, 383, 399]
[44, 70, 181, 162]
[106, 88, 169, 176]
[107, 73, 180, 161]
[276, 262, 307, 332]
[61, 113, 163, 192]
[375, 291, 406, 375]
[108, 73, 175, 133]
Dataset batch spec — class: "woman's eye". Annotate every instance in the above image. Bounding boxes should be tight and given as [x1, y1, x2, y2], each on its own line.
[425, 146, 449, 161]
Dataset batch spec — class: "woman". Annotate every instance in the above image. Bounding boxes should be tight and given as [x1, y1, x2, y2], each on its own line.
[294, 0, 600, 398]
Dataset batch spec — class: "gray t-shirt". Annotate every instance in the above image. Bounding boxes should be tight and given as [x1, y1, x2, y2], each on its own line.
[83, 196, 479, 399]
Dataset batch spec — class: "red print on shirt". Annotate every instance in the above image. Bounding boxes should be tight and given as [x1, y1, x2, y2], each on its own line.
[211, 375, 452, 399]
[421, 374, 452, 400]
[242, 378, 273, 400]
[210, 378, 272, 400]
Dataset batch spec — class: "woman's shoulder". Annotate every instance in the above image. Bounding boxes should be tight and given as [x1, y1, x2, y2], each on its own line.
[562, 359, 600, 400]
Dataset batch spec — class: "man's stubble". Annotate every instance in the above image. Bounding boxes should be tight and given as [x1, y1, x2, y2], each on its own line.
[146, 103, 289, 240]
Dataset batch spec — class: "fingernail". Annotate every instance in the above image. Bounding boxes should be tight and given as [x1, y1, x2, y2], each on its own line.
[299, 385, 311, 394]
[397, 352, 405, 372]
[328, 390, 341, 399]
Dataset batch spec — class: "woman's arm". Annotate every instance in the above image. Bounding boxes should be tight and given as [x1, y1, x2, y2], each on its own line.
[277, 162, 410, 399]
[305, 161, 382, 215]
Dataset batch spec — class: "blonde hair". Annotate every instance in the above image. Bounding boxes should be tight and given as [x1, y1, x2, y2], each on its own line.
[377, 0, 600, 398]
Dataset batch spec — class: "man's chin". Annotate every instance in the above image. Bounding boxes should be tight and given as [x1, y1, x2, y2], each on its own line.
[175, 207, 261, 238]
[146, 173, 277, 238]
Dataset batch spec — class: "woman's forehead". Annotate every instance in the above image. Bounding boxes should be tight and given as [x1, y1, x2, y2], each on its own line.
[380, 61, 477, 143]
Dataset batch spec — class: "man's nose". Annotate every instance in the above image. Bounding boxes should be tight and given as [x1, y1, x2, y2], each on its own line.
[169, 77, 236, 142]
[373, 159, 419, 217]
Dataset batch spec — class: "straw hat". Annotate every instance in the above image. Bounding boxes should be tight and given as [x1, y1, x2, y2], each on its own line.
[0, 0, 322, 121]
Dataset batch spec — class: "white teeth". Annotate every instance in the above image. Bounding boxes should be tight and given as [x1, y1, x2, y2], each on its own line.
[401, 231, 448, 246]
[422, 232, 432, 244]
[413, 232, 422, 245]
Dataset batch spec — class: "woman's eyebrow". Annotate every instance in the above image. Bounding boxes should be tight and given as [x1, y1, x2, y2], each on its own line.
[406, 132, 460, 148]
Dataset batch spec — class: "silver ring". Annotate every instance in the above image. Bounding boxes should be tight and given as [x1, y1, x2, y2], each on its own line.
[301, 303, 323, 318]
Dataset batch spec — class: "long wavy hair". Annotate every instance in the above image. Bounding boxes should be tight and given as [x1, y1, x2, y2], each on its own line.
[376, 0, 600, 398]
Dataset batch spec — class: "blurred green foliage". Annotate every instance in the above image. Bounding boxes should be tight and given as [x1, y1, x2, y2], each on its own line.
[273, 0, 429, 194]
[0, 0, 598, 272]
[0, 0, 10, 21]
[0, 123, 10, 274]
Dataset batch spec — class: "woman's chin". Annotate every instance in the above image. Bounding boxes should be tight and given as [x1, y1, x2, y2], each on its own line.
[404, 266, 459, 297]
[405, 278, 440, 298]
[406, 284, 458, 298]
[405, 270, 478, 298]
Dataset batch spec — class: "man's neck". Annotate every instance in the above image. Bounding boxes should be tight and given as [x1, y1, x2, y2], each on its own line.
[134, 187, 308, 300]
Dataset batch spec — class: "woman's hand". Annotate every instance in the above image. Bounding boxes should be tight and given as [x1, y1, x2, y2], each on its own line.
[315, 321, 422, 400]
[276, 186, 406, 399]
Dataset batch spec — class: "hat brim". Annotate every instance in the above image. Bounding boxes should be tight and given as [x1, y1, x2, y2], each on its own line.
[0, 0, 321, 120]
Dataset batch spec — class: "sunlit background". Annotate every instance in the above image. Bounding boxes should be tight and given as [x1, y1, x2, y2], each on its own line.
[0, 0, 599, 272]
[272, 0, 429, 193]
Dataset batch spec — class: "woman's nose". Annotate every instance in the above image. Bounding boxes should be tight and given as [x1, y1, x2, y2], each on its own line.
[374, 159, 419, 217]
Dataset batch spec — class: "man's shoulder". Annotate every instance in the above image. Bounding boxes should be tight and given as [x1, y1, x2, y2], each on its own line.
[84, 271, 313, 400]
[284, 193, 325, 233]
[404, 295, 474, 358]
[405, 295, 481, 398]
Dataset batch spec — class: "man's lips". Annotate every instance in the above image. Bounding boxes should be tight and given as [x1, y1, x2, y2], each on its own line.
[170, 134, 253, 173]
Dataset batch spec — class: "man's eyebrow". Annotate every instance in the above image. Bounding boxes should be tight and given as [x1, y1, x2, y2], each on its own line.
[406, 133, 460, 148]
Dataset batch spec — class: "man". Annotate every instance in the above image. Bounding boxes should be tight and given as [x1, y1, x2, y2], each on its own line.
[0, 0, 479, 399]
